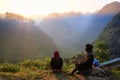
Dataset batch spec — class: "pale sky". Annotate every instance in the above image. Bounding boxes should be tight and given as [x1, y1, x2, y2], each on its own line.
[0, 0, 120, 18]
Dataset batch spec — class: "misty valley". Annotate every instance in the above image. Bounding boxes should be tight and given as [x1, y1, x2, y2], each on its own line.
[0, 1, 120, 80]
[0, 1, 120, 62]
[0, 2, 120, 62]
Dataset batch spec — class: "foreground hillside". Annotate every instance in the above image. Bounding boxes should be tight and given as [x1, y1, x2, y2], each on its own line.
[0, 58, 119, 80]
[0, 70, 111, 80]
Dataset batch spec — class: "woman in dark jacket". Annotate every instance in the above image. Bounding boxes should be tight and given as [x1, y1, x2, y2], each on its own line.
[50, 51, 63, 72]
[69, 44, 94, 75]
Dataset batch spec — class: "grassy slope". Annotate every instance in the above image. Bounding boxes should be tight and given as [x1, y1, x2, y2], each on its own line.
[0, 59, 119, 80]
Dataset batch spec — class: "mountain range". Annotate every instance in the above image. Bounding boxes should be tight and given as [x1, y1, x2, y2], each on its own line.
[0, 1, 120, 61]
[39, 1, 120, 55]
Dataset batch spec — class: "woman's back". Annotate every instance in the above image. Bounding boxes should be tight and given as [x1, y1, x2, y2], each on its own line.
[50, 51, 63, 70]
[51, 57, 63, 69]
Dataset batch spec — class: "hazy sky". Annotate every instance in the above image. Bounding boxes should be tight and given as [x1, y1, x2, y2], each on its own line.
[0, 0, 120, 17]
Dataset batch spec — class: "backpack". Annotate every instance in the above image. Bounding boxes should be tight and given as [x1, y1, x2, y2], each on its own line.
[93, 58, 99, 67]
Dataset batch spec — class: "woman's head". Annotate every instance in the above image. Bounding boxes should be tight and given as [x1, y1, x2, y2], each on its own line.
[85, 44, 93, 53]
[54, 51, 60, 58]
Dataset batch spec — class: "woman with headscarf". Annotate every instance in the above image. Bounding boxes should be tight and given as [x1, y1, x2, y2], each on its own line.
[50, 51, 63, 72]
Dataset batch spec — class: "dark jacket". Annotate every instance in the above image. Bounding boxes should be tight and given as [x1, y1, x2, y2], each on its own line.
[50, 57, 63, 69]
[83, 53, 94, 69]
[77, 53, 94, 71]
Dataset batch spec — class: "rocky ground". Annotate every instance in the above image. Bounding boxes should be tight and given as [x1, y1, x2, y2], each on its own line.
[0, 70, 112, 80]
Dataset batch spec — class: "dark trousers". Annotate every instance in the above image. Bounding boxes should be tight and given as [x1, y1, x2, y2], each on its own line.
[72, 62, 89, 74]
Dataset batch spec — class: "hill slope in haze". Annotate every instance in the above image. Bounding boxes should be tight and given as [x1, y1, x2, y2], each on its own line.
[95, 12, 120, 58]
[40, 13, 80, 56]
[0, 12, 58, 62]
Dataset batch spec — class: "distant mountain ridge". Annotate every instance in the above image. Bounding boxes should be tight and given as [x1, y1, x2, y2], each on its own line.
[98, 1, 120, 14]
[85, 1, 120, 42]
[95, 12, 120, 58]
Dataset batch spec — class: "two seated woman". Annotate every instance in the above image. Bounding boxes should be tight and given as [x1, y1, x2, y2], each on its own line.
[50, 44, 94, 75]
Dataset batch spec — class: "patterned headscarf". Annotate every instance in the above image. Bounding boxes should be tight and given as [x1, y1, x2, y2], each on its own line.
[54, 51, 60, 58]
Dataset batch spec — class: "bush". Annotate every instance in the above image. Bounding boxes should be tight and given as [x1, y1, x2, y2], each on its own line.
[0, 61, 20, 73]
[94, 42, 110, 62]
[20, 59, 48, 70]
[63, 62, 75, 71]
[110, 68, 120, 79]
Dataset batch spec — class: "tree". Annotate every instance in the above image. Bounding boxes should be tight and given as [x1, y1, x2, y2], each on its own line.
[94, 42, 110, 62]
[5, 12, 24, 20]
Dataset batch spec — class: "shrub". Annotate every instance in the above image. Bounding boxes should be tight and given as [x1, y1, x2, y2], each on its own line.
[20, 59, 47, 70]
[63, 62, 75, 71]
[110, 68, 120, 79]
[0, 61, 20, 73]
